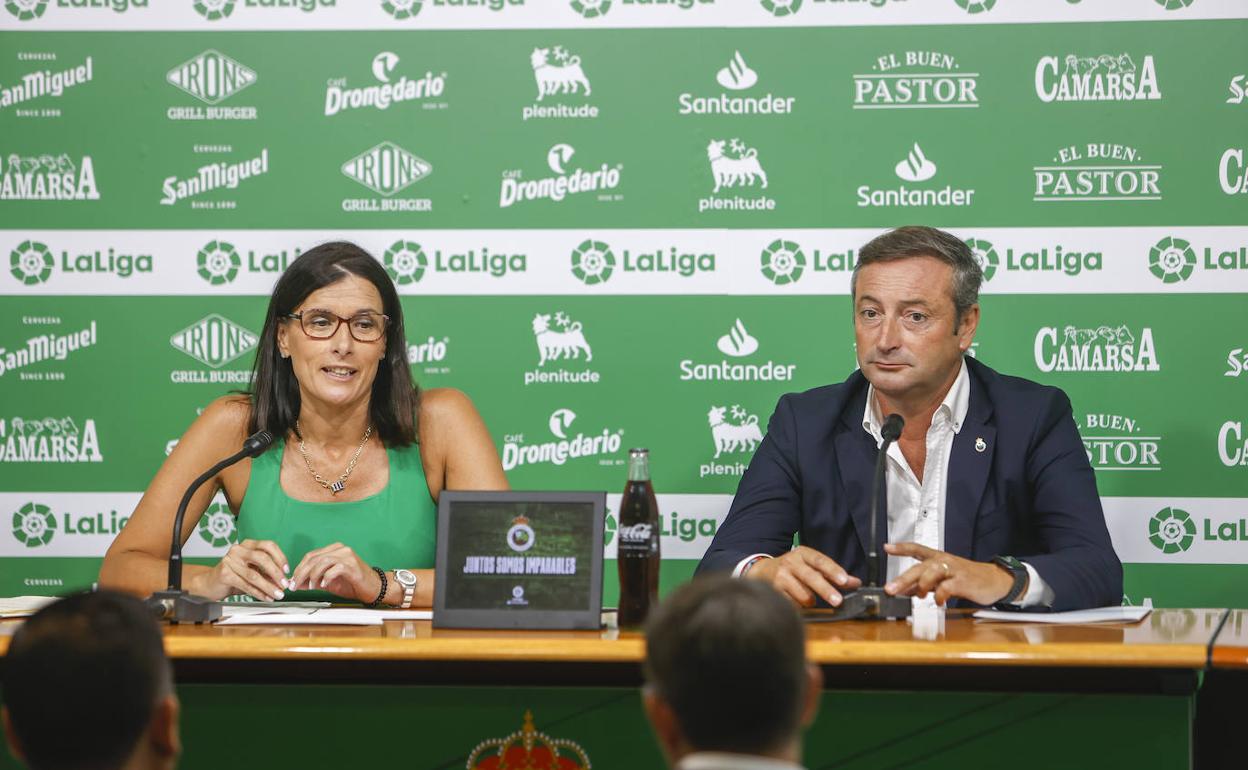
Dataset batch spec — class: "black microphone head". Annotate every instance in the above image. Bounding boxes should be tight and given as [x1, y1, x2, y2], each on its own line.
[881, 414, 905, 442]
[241, 430, 274, 458]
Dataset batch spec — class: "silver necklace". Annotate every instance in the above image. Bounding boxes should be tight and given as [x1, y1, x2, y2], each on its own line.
[296, 421, 372, 495]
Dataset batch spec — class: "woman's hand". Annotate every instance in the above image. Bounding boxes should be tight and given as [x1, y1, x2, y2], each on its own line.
[290, 542, 381, 604]
[191, 539, 290, 601]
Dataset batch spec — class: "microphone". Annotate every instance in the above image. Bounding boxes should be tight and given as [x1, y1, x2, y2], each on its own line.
[146, 430, 274, 624]
[816, 413, 911, 622]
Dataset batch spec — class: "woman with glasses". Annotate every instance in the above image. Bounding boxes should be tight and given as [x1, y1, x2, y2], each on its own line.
[101, 242, 508, 608]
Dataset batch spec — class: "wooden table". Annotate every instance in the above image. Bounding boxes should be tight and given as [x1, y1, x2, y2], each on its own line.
[0, 608, 1224, 770]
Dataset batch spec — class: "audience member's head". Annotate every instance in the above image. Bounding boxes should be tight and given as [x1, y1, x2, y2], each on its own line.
[2, 591, 179, 770]
[642, 576, 820, 767]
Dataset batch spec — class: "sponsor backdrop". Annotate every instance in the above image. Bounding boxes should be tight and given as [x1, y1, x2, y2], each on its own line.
[2, 0, 1247, 611]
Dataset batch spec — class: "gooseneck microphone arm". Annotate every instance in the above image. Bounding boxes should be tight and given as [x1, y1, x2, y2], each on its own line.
[867, 413, 905, 588]
[149, 430, 273, 624]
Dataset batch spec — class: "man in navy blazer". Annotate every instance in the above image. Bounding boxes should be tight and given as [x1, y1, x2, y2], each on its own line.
[698, 226, 1122, 612]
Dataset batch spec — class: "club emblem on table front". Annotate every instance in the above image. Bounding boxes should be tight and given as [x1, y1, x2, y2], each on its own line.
[975, 437, 987, 453]
[467, 710, 591, 770]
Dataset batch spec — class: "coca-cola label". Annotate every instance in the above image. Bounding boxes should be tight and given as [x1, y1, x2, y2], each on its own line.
[618, 522, 657, 557]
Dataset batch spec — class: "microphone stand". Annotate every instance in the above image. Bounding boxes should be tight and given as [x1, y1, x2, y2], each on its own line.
[820, 414, 912, 622]
[146, 431, 272, 624]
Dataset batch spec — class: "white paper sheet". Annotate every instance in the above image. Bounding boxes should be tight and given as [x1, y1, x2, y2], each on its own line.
[216, 608, 432, 625]
[972, 606, 1152, 624]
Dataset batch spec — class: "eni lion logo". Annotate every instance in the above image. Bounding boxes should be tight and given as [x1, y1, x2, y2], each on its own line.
[467, 710, 591, 770]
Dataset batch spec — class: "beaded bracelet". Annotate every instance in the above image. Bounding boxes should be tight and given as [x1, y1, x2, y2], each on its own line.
[367, 566, 388, 608]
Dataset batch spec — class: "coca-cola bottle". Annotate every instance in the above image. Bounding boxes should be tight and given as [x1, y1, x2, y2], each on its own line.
[617, 448, 660, 628]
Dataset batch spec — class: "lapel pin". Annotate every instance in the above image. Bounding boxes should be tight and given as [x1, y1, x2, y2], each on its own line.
[975, 437, 987, 453]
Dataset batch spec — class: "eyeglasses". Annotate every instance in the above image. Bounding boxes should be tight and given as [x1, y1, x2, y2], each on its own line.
[284, 309, 390, 343]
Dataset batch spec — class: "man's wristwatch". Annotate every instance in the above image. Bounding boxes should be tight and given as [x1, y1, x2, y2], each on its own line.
[393, 569, 418, 609]
[992, 555, 1029, 605]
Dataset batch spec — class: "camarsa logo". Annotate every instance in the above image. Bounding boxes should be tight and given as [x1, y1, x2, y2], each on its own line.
[1034, 324, 1160, 373]
[1220, 149, 1248, 196]
[0, 417, 103, 463]
[1035, 53, 1161, 103]
[0, 153, 99, 201]
[1217, 421, 1248, 468]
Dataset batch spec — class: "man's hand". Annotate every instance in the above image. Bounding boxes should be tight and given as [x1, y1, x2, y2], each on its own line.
[883, 542, 1017, 606]
[745, 546, 862, 608]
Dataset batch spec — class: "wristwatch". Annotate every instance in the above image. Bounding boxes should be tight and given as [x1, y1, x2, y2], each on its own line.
[393, 569, 418, 609]
[992, 555, 1029, 605]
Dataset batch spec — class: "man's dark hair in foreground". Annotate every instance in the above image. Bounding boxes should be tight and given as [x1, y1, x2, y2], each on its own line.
[642, 576, 820, 769]
[2, 591, 180, 770]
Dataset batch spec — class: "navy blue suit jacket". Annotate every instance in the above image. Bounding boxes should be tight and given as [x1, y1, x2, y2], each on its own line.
[698, 357, 1122, 611]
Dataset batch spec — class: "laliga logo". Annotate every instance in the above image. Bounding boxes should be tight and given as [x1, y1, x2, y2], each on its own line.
[569, 0, 609, 18]
[197, 502, 239, 548]
[12, 502, 55, 548]
[1149, 507, 1195, 554]
[964, 238, 999, 282]
[193, 0, 236, 21]
[549, 408, 576, 439]
[197, 240, 240, 285]
[5, 0, 48, 21]
[9, 241, 54, 286]
[1148, 236, 1196, 284]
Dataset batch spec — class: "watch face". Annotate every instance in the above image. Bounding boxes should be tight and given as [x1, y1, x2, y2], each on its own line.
[394, 569, 417, 587]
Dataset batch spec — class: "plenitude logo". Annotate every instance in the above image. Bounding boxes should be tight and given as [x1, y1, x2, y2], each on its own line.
[169, 314, 257, 384]
[526, 46, 597, 121]
[679, 319, 796, 383]
[341, 142, 432, 213]
[0, 416, 102, 463]
[1033, 142, 1161, 203]
[499, 144, 622, 209]
[160, 146, 269, 207]
[166, 50, 257, 121]
[699, 138, 775, 214]
[1033, 323, 1160, 373]
[963, 236, 1101, 283]
[678, 50, 795, 117]
[9, 239, 153, 286]
[0, 153, 99, 201]
[0, 321, 97, 380]
[1147, 234, 1248, 284]
[193, 0, 334, 22]
[526, 310, 599, 385]
[381, 239, 526, 286]
[857, 142, 974, 208]
[702, 403, 764, 479]
[4, 0, 148, 22]
[1219, 148, 1248, 195]
[568, 239, 715, 286]
[1035, 53, 1161, 103]
[325, 52, 447, 117]
[853, 50, 978, 110]
[500, 408, 623, 472]
[1, 55, 93, 118]
[1079, 413, 1160, 472]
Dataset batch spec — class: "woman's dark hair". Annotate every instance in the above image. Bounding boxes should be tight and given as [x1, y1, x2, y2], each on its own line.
[246, 241, 419, 446]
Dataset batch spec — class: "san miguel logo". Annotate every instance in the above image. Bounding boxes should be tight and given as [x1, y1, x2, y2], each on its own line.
[467, 711, 589, 770]
[0, 321, 97, 380]
[1034, 324, 1160, 373]
[0, 153, 99, 201]
[1, 56, 94, 117]
[160, 148, 269, 206]
[853, 51, 978, 110]
[1033, 142, 1161, 203]
[1035, 53, 1161, 103]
